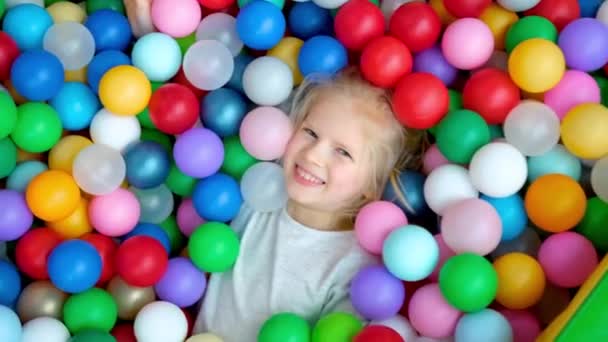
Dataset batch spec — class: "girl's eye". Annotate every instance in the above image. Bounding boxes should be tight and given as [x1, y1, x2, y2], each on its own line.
[303, 128, 317, 138]
[336, 148, 352, 159]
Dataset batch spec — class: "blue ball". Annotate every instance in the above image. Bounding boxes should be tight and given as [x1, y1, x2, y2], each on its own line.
[11, 50, 64, 101]
[87, 50, 131, 92]
[6, 161, 48, 193]
[527, 144, 581, 183]
[455, 309, 513, 342]
[288, 2, 333, 40]
[227, 53, 254, 93]
[579, 0, 603, 17]
[480, 194, 527, 242]
[201, 88, 248, 137]
[122, 223, 171, 254]
[382, 170, 430, 218]
[50, 82, 101, 131]
[2, 4, 53, 51]
[298, 35, 348, 77]
[0, 260, 20, 307]
[47, 240, 102, 294]
[84, 9, 132, 52]
[124, 141, 171, 189]
[192, 173, 243, 222]
[236, 0, 286, 50]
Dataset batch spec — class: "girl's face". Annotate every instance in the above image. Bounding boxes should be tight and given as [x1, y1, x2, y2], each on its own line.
[282, 93, 376, 217]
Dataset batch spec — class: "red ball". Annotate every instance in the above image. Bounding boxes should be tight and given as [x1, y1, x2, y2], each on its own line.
[354, 325, 404, 342]
[389, 2, 441, 53]
[334, 0, 385, 51]
[172, 66, 207, 99]
[393, 72, 449, 129]
[149, 83, 200, 135]
[81, 233, 118, 286]
[524, 0, 580, 31]
[182, 308, 195, 336]
[112, 324, 137, 342]
[115, 236, 168, 287]
[0, 32, 20, 81]
[462, 68, 521, 124]
[198, 0, 234, 10]
[15, 228, 63, 280]
[443, 0, 492, 18]
[360, 36, 412, 88]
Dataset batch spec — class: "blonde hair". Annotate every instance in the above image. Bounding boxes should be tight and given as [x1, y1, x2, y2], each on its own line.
[288, 66, 428, 219]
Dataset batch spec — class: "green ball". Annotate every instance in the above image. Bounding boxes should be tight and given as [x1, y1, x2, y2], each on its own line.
[258, 312, 311, 342]
[176, 33, 196, 56]
[137, 82, 164, 129]
[63, 288, 118, 334]
[140, 128, 172, 154]
[593, 76, 608, 107]
[0, 91, 17, 139]
[439, 253, 498, 313]
[448, 89, 463, 111]
[69, 330, 117, 342]
[311, 312, 363, 342]
[0, 137, 16, 179]
[239, 0, 284, 8]
[86, 0, 124, 14]
[489, 125, 504, 140]
[577, 197, 608, 252]
[436, 109, 490, 164]
[505, 16, 557, 53]
[11, 102, 62, 153]
[166, 163, 196, 197]
[221, 136, 258, 180]
[160, 215, 185, 255]
[188, 222, 240, 273]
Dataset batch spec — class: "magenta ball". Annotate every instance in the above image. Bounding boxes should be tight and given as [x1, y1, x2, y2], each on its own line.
[88, 188, 140, 237]
[176, 198, 205, 237]
[538, 231, 598, 288]
[173, 127, 224, 178]
[409, 283, 462, 338]
[239, 106, 293, 161]
[154, 257, 207, 307]
[350, 265, 405, 321]
[499, 309, 541, 342]
[423, 144, 450, 175]
[0, 190, 33, 241]
[543, 70, 601, 119]
[441, 18, 494, 70]
[355, 201, 408, 255]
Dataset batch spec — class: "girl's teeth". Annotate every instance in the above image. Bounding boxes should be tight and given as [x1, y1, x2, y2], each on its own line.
[298, 166, 323, 184]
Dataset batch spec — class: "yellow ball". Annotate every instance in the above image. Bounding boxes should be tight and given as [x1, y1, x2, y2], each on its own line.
[508, 38, 565, 93]
[47, 2, 87, 24]
[186, 334, 224, 342]
[98, 65, 151, 116]
[268, 37, 304, 85]
[65, 67, 88, 83]
[47, 198, 92, 239]
[480, 4, 518, 51]
[561, 103, 608, 159]
[48, 135, 93, 174]
[429, 0, 456, 26]
[494, 252, 546, 310]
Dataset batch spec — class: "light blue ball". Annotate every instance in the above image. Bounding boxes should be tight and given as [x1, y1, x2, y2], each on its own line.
[6, 161, 48, 192]
[0, 305, 21, 342]
[50, 82, 101, 131]
[480, 194, 527, 242]
[201, 88, 248, 137]
[131, 32, 182, 82]
[455, 309, 513, 342]
[527, 144, 581, 182]
[382, 225, 439, 282]
[2, 4, 53, 51]
[298, 35, 348, 76]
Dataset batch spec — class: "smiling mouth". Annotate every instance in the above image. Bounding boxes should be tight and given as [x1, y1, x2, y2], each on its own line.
[294, 164, 325, 186]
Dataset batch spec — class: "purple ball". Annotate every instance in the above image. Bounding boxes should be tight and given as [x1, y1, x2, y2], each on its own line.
[413, 45, 458, 86]
[0, 190, 33, 241]
[173, 127, 225, 178]
[350, 265, 405, 320]
[558, 18, 608, 71]
[155, 257, 207, 307]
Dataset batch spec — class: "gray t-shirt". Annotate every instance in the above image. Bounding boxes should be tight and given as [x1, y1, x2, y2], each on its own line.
[192, 203, 377, 341]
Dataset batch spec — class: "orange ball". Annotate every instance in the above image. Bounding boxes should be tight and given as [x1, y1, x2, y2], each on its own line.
[493, 252, 546, 310]
[47, 198, 92, 239]
[26, 170, 81, 222]
[524, 174, 586, 233]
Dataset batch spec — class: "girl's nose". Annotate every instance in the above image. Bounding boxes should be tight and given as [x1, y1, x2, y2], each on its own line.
[303, 142, 326, 166]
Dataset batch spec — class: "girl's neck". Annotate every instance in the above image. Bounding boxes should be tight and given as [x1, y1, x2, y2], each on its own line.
[286, 199, 354, 232]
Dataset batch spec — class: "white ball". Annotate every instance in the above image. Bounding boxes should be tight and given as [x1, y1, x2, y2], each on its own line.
[497, 0, 541, 12]
[183, 40, 234, 91]
[6, 0, 43, 8]
[22, 317, 70, 342]
[43, 22, 96, 70]
[241, 162, 287, 212]
[503, 100, 560, 156]
[73, 143, 126, 195]
[196, 13, 243, 56]
[134, 301, 188, 342]
[469, 142, 527, 197]
[591, 156, 608, 203]
[423, 164, 479, 215]
[243, 56, 293, 106]
[89, 108, 141, 152]
[312, 0, 349, 9]
[371, 315, 418, 341]
[598, 1, 608, 26]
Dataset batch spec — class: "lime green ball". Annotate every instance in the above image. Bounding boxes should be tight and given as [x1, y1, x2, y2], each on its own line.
[439, 253, 498, 312]
[140, 128, 172, 154]
[436, 109, 490, 164]
[11, 102, 62, 153]
[160, 215, 185, 255]
[0, 91, 17, 139]
[448, 89, 463, 111]
[258, 312, 311, 342]
[86, 0, 124, 14]
[69, 330, 117, 342]
[188, 222, 240, 273]
[312, 312, 363, 342]
[577, 197, 608, 252]
[505, 16, 557, 53]
[239, 0, 284, 9]
[221, 136, 258, 180]
[0, 137, 16, 178]
[176, 33, 196, 56]
[63, 288, 118, 334]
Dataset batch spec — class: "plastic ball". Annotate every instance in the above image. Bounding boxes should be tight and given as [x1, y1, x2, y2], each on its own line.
[6, 160, 47, 193]
[545, 70, 601, 119]
[151, 0, 201, 38]
[504, 15, 557, 53]
[201, 88, 247, 137]
[132, 33, 182, 82]
[173, 127, 224, 178]
[81, 233, 118, 285]
[412, 45, 457, 86]
[558, 18, 608, 71]
[155, 257, 206, 308]
[423, 164, 479, 215]
[393, 72, 448, 129]
[455, 309, 513, 342]
[0, 32, 20, 81]
[508, 38, 565, 93]
[268, 37, 305, 86]
[527, 144, 581, 182]
[192, 172, 242, 222]
[498, 0, 540, 11]
[22, 317, 70, 342]
[62, 287, 117, 334]
[381, 170, 430, 218]
[462, 68, 520, 125]
[84, 9, 132, 51]
[298, 35, 348, 76]
[134, 301, 187, 342]
[239, 106, 292, 160]
[15, 227, 62, 280]
[369, 315, 417, 342]
[196, 13, 243, 56]
[2, 4, 53, 51]
[240, 162, 287, 212]
[116, 236, 168, 287]
[503, 100, 560, 157]
[311, 312, 363, 342]
[258, 312, 310, 342]
[523, 0, 580, 31]
[43, 22, 95, 71]
[0, 138, 16, 179]
[50, 82, 101, 131]
[98, 65, 151, 116]
[220, 136, 258, 181]
[49, 135, 93, 174]
[591, 157, 608, 203]
[389, 2, 441, 53]
[149, 83, 199, 134]
[353, 325, 403, 342]
[87, 50, 131, 92]
[480, 194, 527, 242]
[499, 309, 541, 342]
[236, 0, 285, 50]
[441, 18, 494, 70]
[0, 305, 21, 342]
[89, 109, 141, 152]
[288, 2, 332, 40]
[48, 239, 102, 293]
[130, 184, 174, 224]
[577, 197, 608, 252]
[88, 188, 140, 237]
[177, 199, 205, 237]
[493, 252, 545, 309]
[124, 141, 170, 189]
[48, 198, 93, 239]
[73, 143, 126, 195]
[242, 56, 293, 106]
[122, 223, 171, 254]
[408, 283, 461, 339]
[435, 109, 490, 164]
[11, 102, 63, 153]
[26, 170, 80, 222]
[468, 142, 527, 197]
[561, 103, 608, 159]
[383, 225, 439, 281]
[188, 222, 240, 273]
[354, 201, 407, 255]
[443, 0, 491, 17]
[10, 50, 64, 101]
[350, 265, 405, 321]
[0, 260, 21, 306]
[360, 36, 412, 88]
[423, 144, 450, 174]
[334, 0, 384, 51]
[478, 3, 518, 51]
[183, 40, 234, 91]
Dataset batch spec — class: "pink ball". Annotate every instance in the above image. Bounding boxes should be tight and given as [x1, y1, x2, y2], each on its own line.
[538, 231, 598, 288]
[239, 106, 293, 161]
[499, 309, 541, 342]
[408, 283, 462, 338]
[441, 198, 502, 255]
[428, 234, 456, 282]
[544, 70, 601, 119]
[176, 198, 205, 236]
[355, 201, 408, 255]
[89, 188, 140, 237]
[441, 18, 494, 70]
[423, 144, 450, 175]
[151, 0, 202, 38]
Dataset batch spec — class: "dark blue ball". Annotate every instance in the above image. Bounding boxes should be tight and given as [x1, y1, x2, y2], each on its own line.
[382, 170, 430, 218]
[201, 88, 248, 138]
[87, 50, 131, 92]
[579, 0, 602, 17]
[122, 223, 171, 254]
[227, 53, 254, 94]
[288, 2, 333, 40]
[298, 35, 348, 77]
[124, 141, 171, 189]
[11, 50, 64, 101]
[0, 260, 20, 306]
[84, 9, 132, 52]
[192, 173, 243, 222]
